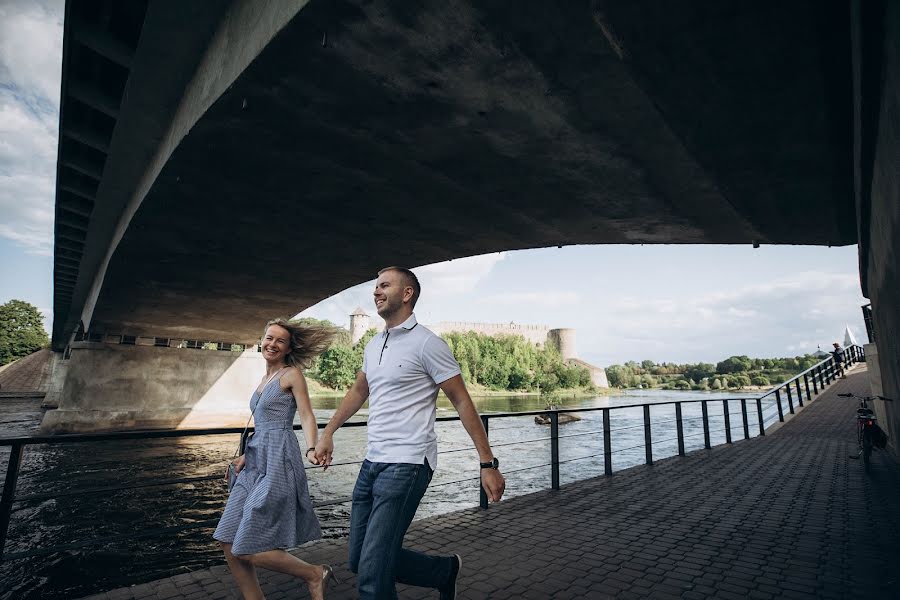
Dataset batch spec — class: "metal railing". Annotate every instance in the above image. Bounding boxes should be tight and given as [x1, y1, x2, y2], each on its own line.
[0, 345, 864, 563]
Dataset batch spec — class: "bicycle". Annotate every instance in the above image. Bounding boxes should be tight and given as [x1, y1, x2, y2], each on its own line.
[839, 392, 895, 472]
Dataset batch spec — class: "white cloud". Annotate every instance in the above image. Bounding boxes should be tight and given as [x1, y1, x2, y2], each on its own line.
[0, 0, 63, 255]
[476, 290, 580, 307]
[0, 1, 64, 105]
[0, 98, 57, 255]
[415, 252, 507, 295]
[584, 269, 867, 365]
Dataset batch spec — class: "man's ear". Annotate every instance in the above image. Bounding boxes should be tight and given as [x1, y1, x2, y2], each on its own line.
[402, 286, 414, 304]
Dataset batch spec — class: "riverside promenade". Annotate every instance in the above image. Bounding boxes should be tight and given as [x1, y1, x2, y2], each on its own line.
[80, 367, 900, 599]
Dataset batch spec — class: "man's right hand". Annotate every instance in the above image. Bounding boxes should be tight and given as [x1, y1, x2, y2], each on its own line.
[314, 433, 335, 470]
[481, 468, 506, 502]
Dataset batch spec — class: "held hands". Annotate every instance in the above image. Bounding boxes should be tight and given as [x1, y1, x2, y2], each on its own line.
[481, 467, 506, 503]
[305, 447, 322, 466]
[314, 433, 335, 471]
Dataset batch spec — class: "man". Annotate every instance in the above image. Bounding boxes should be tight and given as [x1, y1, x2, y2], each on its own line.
[832, 342, 846, 378]
[314, 266, 505, 599]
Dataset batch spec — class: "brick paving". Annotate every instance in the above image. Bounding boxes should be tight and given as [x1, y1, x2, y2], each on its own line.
[0, 349, 52, 395]
[80, 367, 900, 599]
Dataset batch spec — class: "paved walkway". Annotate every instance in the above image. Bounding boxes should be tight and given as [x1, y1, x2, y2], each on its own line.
[81, 367, 900, 599]
[0, 348, 51, 396]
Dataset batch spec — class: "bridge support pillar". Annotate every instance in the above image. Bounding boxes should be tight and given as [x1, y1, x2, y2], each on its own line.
[39, 342, 265, 433]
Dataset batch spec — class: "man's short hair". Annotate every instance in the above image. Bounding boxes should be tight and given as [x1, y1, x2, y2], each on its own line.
[378, 266, 421, 308]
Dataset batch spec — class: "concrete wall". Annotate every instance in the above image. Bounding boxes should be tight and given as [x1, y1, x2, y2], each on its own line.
[863, 2, 900, 461]
[40, 342, 265, 433]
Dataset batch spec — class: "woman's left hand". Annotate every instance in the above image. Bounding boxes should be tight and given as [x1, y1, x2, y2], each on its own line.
[306, 448, 321, 466]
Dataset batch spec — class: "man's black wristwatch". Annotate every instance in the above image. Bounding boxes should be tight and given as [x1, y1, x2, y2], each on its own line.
[480, 457, 499, 469]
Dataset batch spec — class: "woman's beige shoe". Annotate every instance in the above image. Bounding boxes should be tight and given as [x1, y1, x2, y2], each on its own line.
[322, 564, 338, 599]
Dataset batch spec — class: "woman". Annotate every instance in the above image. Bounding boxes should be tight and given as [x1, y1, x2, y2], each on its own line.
[214, 318, 338, 600]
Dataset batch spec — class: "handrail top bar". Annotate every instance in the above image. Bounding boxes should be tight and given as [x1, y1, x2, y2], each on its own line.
[0, 395, 763, 446]
[758, 343, 863, 399]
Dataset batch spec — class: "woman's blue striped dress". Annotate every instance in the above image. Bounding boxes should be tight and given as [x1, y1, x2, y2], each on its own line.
[213, 373, 321, 554]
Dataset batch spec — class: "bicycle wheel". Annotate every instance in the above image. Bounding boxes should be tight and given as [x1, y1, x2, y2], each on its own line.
[863, 429, 873, 472]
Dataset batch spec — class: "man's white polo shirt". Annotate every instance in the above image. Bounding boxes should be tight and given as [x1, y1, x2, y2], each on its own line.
[361, 313, 461, 468]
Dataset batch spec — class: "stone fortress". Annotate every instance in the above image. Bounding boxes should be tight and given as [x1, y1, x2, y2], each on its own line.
[349, 309, 609, 388]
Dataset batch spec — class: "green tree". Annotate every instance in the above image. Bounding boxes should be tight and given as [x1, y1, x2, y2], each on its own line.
[751, 375, 770, 386]
[684, 363, 716, 382]
[605, 364, 629, 388]
[0, 299, 48, 365]
[716, 355, 752, 374]
[315, 344, 359, 390]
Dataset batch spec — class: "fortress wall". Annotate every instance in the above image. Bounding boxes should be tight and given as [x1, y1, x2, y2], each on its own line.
[430, 321, 550, 346]
[569, 358, 610, 389]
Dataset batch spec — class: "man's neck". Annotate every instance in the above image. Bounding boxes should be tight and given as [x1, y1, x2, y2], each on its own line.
[383, 310, 413, 330]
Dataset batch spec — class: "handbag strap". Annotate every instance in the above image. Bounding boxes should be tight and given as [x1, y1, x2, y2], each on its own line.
[232, 366, 286, 458]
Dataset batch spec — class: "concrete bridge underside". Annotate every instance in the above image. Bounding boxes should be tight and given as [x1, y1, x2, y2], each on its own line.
[44, 1, 900, 442]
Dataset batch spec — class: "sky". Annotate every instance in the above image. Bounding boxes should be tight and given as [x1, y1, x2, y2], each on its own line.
[0, 0, 869, 367]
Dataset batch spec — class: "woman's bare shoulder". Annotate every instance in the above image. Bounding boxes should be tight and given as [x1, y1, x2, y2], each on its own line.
[281, 365, 307, 388]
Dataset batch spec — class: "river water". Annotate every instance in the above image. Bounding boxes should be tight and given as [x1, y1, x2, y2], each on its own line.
[0, 390, 777, 599]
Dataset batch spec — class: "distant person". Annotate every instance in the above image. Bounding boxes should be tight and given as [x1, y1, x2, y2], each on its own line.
[214, 318, 338, 600]
[832, 342, 846, 378]
[315, 266, 506, 599]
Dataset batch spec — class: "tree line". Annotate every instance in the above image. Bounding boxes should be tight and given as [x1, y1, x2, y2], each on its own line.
[605, 355, 824, 390]
[309, 322, 593, 393]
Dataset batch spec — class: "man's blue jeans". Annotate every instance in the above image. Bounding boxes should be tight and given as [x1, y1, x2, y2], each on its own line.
[348, 459, 453, 599]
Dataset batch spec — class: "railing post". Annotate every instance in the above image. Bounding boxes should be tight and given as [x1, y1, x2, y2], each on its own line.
[702, 401, 711, 449]
[0, 442, 24, 561]
[786, 386, 795, 414]
[723, 400, 732, 444]
[675, 402, 685, 456]
[603, 408, 612, 476]
[550, 411, 560, 490]
[803, 373, 812, 401]
[775, 390, 785, 422]
[643, 405, 653, 465]
[756, 398, 766, 436]
[795, 379, 804, 407]
[480, 415, 489, 509]
[811, 369, 819, 394]
[741, 399, 749, 440]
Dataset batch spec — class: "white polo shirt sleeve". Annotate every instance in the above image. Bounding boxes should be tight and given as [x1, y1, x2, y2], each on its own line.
[422, 335, 462, 384]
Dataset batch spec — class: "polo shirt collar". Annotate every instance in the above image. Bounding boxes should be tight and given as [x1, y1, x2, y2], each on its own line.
[385, 313, 418, 333]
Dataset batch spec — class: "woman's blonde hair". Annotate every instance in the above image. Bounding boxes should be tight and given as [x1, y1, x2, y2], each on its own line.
[263, 318, 339, 370]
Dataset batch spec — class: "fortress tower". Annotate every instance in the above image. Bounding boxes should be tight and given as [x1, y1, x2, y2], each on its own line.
[548, 328, 577, 360]
[548, 328, 609, 388]
[349, 307, 370, 345]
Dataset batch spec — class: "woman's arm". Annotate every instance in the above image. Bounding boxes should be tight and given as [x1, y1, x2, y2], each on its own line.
[284, 367, 320, 464]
